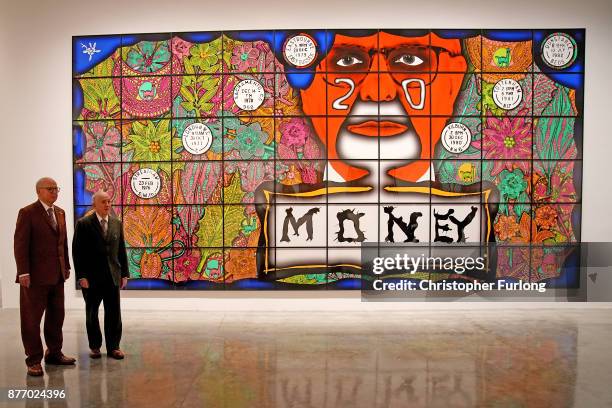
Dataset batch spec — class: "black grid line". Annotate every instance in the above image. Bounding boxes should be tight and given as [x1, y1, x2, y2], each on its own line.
[72, 29, 585, 289]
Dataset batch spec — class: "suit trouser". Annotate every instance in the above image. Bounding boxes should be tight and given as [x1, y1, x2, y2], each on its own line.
[20, 283, 65, 366]
[82, 284, 122, 352]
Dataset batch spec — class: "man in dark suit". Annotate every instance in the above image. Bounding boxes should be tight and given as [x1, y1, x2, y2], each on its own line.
[14, 177, 76, 377]
[72, 190, 129, 360]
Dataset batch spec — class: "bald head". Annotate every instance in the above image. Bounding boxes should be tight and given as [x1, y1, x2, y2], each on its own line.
[36, 177, 59, 206]
[92, 190, 110, 203]
[36, 177, 56, 191]
[92, 190, 112, 218]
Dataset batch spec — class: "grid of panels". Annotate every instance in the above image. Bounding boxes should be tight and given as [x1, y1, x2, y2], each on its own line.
[72, 29, 584, 290]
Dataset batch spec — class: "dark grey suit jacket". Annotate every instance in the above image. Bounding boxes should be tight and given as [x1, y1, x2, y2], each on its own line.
[72, 212, 128, 287]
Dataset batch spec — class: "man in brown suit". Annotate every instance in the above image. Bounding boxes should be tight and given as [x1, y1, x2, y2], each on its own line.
[14, 177, 76, 376]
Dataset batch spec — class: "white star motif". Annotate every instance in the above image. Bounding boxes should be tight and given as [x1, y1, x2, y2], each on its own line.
[81, 42, 101, 62]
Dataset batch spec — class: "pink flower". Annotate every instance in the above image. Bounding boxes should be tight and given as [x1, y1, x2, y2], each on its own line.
[472, 112, 531, 176]
[171, 38, 192, 59]
[230, 43, 260, 72]
[533, 178, 548, 201]
[496, 247, 530, 281]
[174, 251, 201, 282]
[82, 122, 121, 162]
[210, 77, 235, 115]
[550, 163, 577, 205]
[300, 166, 317, 184]
[533, 163, 577, 223]
[280, 118, 309, 148]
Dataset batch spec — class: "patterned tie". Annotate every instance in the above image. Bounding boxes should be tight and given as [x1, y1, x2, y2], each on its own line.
[101, 218, 108, 237]
[47, 208, 57, 231]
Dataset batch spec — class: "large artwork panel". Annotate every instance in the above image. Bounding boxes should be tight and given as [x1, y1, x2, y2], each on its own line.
[73, 28, 585, 292]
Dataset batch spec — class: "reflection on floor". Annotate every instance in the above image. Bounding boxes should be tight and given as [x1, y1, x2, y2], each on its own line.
[0, 308, 611, 407]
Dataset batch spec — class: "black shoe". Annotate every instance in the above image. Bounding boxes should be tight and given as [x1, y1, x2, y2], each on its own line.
[108, 349, 125, 360]
[44, 350, 76, 365]
[27, 363, 43, 376]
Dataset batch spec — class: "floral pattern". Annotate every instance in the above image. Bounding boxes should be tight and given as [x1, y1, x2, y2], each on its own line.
[279, 119, 308, 147]
[231, 43, 261, 72]
[73, 32, 582, 287]
[78, 121, 122, 162]
[171, 37, 192, 60]
[173, 250, 202, 282]
[472, 113, 531, 176]
[123, 207, 173, 279]
[124, 41, 171, 74]
[494, 214, 520, 242]
[189, 41, 221, 72]
[124, 120, 174, 174]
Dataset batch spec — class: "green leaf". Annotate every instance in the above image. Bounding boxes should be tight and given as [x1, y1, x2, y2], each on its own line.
[182, 75, 195, 88]
[183, 56, 195, 75]
[84, 57, 116, 77]
[223, 205, 245, 247]
[157, 119, 171, 132]
[224, 172, 245, 203]
[197, 249, 223, 273]
[480, 81, 506, 116]
[180, 86, 195, 103]
[498, 202, 508, 216]
[514, 203, 525, 218]
[80, 78, 120, 116]
[131, 120, 145, 135]
[196, 206, 224, 249]
[181, 101, 196, 113]
[129, 135, 149, 150]
[195, 174, 246, 266]
[536, 85, 577, 163]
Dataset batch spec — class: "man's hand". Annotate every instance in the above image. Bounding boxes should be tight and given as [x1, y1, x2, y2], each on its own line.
[120, 277, 128, 289]
[79, 278, 89, 289]
[18, 275, 30, 288]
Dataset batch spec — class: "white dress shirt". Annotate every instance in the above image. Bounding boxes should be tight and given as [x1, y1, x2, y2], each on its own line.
[96, 213, 109, 235]
[40, 200, 57, 226]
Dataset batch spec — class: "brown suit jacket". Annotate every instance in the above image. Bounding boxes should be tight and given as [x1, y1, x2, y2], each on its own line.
[14, 201, 71, 285]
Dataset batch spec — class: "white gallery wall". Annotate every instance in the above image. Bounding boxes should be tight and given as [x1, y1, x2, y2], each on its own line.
[1, 0, 611, 310]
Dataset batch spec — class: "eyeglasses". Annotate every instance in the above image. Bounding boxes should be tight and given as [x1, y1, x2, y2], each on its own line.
[321, 45, 441, 88]
[42, 187, 61, 193]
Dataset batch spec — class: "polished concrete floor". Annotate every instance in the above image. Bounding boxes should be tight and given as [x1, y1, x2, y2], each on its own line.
[0, 308, 611, 408]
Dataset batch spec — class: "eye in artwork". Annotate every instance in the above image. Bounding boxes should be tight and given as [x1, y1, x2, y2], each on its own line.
[73, 29, 584, 291]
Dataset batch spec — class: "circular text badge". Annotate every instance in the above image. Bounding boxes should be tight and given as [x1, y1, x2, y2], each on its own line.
[441, 122, 472, 154]
[542, 33, 577, 69]
[182, 123, 212, 155]
[283, 34, 317, 68]
[493, 78, 523, 110]
[233, 79, 265, 111]
[130, 168, 161, 199]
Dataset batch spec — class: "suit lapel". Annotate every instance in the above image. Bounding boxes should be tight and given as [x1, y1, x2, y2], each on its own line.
[90, 213, 106, 240]
[55, 208, 65, 235]
[36, 201, 58, 234]
[106, 217, 119, 242]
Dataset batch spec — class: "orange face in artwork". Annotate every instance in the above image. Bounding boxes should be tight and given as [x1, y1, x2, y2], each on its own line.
[300, 31, 468, 182]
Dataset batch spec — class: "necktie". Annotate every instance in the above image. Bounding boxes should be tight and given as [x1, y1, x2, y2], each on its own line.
[47, 208, 57, 231]
[101, 218, 108, 237]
